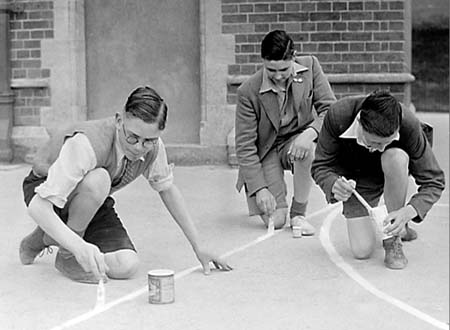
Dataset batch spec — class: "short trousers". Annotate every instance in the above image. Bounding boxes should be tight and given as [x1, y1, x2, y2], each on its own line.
[340, 172, 384, 219]
[246, 134, 299, 216]
[23, 170, 136, 253]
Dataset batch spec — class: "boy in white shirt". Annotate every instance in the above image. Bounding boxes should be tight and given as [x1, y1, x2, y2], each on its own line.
[20, 86, 232, 283]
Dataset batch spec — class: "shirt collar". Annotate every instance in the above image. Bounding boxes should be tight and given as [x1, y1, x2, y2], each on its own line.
[259, 61, 308, 94]
[340, 113, 360, 139]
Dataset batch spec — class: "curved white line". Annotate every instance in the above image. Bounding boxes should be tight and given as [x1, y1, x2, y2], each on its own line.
[319, 206, 449, 330]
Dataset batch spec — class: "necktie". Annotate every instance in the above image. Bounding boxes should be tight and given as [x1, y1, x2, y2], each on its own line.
[111, 157, 138, 191]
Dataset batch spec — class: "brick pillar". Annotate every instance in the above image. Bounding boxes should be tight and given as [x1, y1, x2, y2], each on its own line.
[0, 1, 14, 161]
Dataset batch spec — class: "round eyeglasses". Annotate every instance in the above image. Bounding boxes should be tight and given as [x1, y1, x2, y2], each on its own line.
[122, 123, 159, 148]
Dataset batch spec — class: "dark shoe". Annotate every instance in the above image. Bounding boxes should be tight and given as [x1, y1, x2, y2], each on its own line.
[383, 236, 408, 269]
[55, 248, 105, 284]
[19, 227, 48, 265]
[400, 224, 418, 242]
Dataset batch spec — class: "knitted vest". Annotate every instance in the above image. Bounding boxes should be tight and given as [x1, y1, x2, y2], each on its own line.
[32, 117, 159, 193]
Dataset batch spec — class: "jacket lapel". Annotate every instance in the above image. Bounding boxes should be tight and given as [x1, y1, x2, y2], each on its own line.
[260, 92, 280, 132]
[291, 68, 308, 115]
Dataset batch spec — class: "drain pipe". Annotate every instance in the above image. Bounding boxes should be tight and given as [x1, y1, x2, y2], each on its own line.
[0, 1, 15, 161]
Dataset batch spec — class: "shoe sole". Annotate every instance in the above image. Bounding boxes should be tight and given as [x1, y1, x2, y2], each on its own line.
[384, 262, 408, 270]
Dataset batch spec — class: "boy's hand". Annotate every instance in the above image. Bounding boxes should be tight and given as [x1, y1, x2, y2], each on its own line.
[287, 129, 315, 162]
[195, 249, 233, 275]
[256, 188, 276, 216]
[383, 205, 417, 237]
[73, 242, 109, 280]
[332, 177, 356, 201]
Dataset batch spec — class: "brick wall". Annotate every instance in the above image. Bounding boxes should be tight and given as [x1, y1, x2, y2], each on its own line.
[9, 0, 54, 126]
[222, 0, 409, 103]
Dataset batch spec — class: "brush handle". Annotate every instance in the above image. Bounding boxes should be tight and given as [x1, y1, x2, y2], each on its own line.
[267, 216, 275, 235]
[352, 189, 373, 212]
[95, 278, 105, 309]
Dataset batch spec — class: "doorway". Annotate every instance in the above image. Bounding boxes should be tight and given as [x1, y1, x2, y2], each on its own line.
[85, 0, 201, 143]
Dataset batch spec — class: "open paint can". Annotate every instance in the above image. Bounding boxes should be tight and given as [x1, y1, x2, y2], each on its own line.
[148, 269, 175, 304]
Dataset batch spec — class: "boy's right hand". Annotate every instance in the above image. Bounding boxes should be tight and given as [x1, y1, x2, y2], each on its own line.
[73, 242, 109, 280]
[256, 188, 276, 216]
[332, 177, 356, 202]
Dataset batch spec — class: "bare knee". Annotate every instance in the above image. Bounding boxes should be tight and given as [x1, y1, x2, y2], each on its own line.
[346, 216, 376, 259]
[381, 148, 409, 178]
[75, 168, 111, 204]
[350, 242, 376, 259]
[106, 250, 139, 279]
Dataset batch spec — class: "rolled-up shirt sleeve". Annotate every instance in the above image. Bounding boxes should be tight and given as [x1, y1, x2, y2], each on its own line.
[34, 133, 97, 208]
[147, 139, 174, 192]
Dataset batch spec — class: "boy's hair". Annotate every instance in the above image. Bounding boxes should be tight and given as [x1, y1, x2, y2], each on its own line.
[261, 30, 295, 61]
[124, 86, 168, 130]
[359, 90, 402, 137]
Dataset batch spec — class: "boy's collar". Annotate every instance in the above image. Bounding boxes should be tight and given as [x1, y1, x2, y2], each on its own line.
[260, 61, 308, 94]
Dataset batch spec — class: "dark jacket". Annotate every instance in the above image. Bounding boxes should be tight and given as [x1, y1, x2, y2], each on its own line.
[311, 95, 445, 222]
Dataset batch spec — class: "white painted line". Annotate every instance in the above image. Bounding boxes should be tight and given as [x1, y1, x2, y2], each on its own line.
[433, 203, 449, 208]
[48, 204, 336, 330]
[319, 206, 449, 330]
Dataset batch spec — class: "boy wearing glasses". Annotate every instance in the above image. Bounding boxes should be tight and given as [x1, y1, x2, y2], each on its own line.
[311, 90, 445, 269]
[19, 86, 232, 283]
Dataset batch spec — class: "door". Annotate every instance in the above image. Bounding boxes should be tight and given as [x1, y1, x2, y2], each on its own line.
[85, 0, 201, 143]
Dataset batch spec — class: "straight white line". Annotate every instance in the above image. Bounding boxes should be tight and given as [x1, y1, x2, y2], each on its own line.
[319, 206, 449, 330]
[49, 205, 336, 330]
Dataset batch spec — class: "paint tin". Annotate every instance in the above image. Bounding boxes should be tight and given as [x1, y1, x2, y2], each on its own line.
[148, 269, 175, 304]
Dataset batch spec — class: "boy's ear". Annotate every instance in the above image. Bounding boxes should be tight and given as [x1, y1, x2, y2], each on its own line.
[115, 112, 122, 129]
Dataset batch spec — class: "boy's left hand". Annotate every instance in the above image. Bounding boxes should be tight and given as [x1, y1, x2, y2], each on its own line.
[383, 205, 417, 236]
[195, 249, 233, 275]
[287, 129, 315, 162]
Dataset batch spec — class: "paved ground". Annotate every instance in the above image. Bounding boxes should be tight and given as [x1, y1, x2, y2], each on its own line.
[0, 112, 448, 330]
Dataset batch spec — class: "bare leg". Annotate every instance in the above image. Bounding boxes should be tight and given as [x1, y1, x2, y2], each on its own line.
[380, 148, 410, 269]
[66, 168, 111, 233]
[381, 148, 409, 215]
[53, 168, 134, 283]
[346, 216, 377, 259]
[66, 170, 140, 278]
[289, 145, 316, 236]
[105, 249, 139, 279]
[292, 144, 315, 205]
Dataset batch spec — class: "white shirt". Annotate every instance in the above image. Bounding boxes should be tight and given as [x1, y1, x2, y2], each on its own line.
[35, 132, 174, 208]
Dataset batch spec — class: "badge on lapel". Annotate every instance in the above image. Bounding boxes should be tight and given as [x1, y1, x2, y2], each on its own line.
[293, 70, 307, 83]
